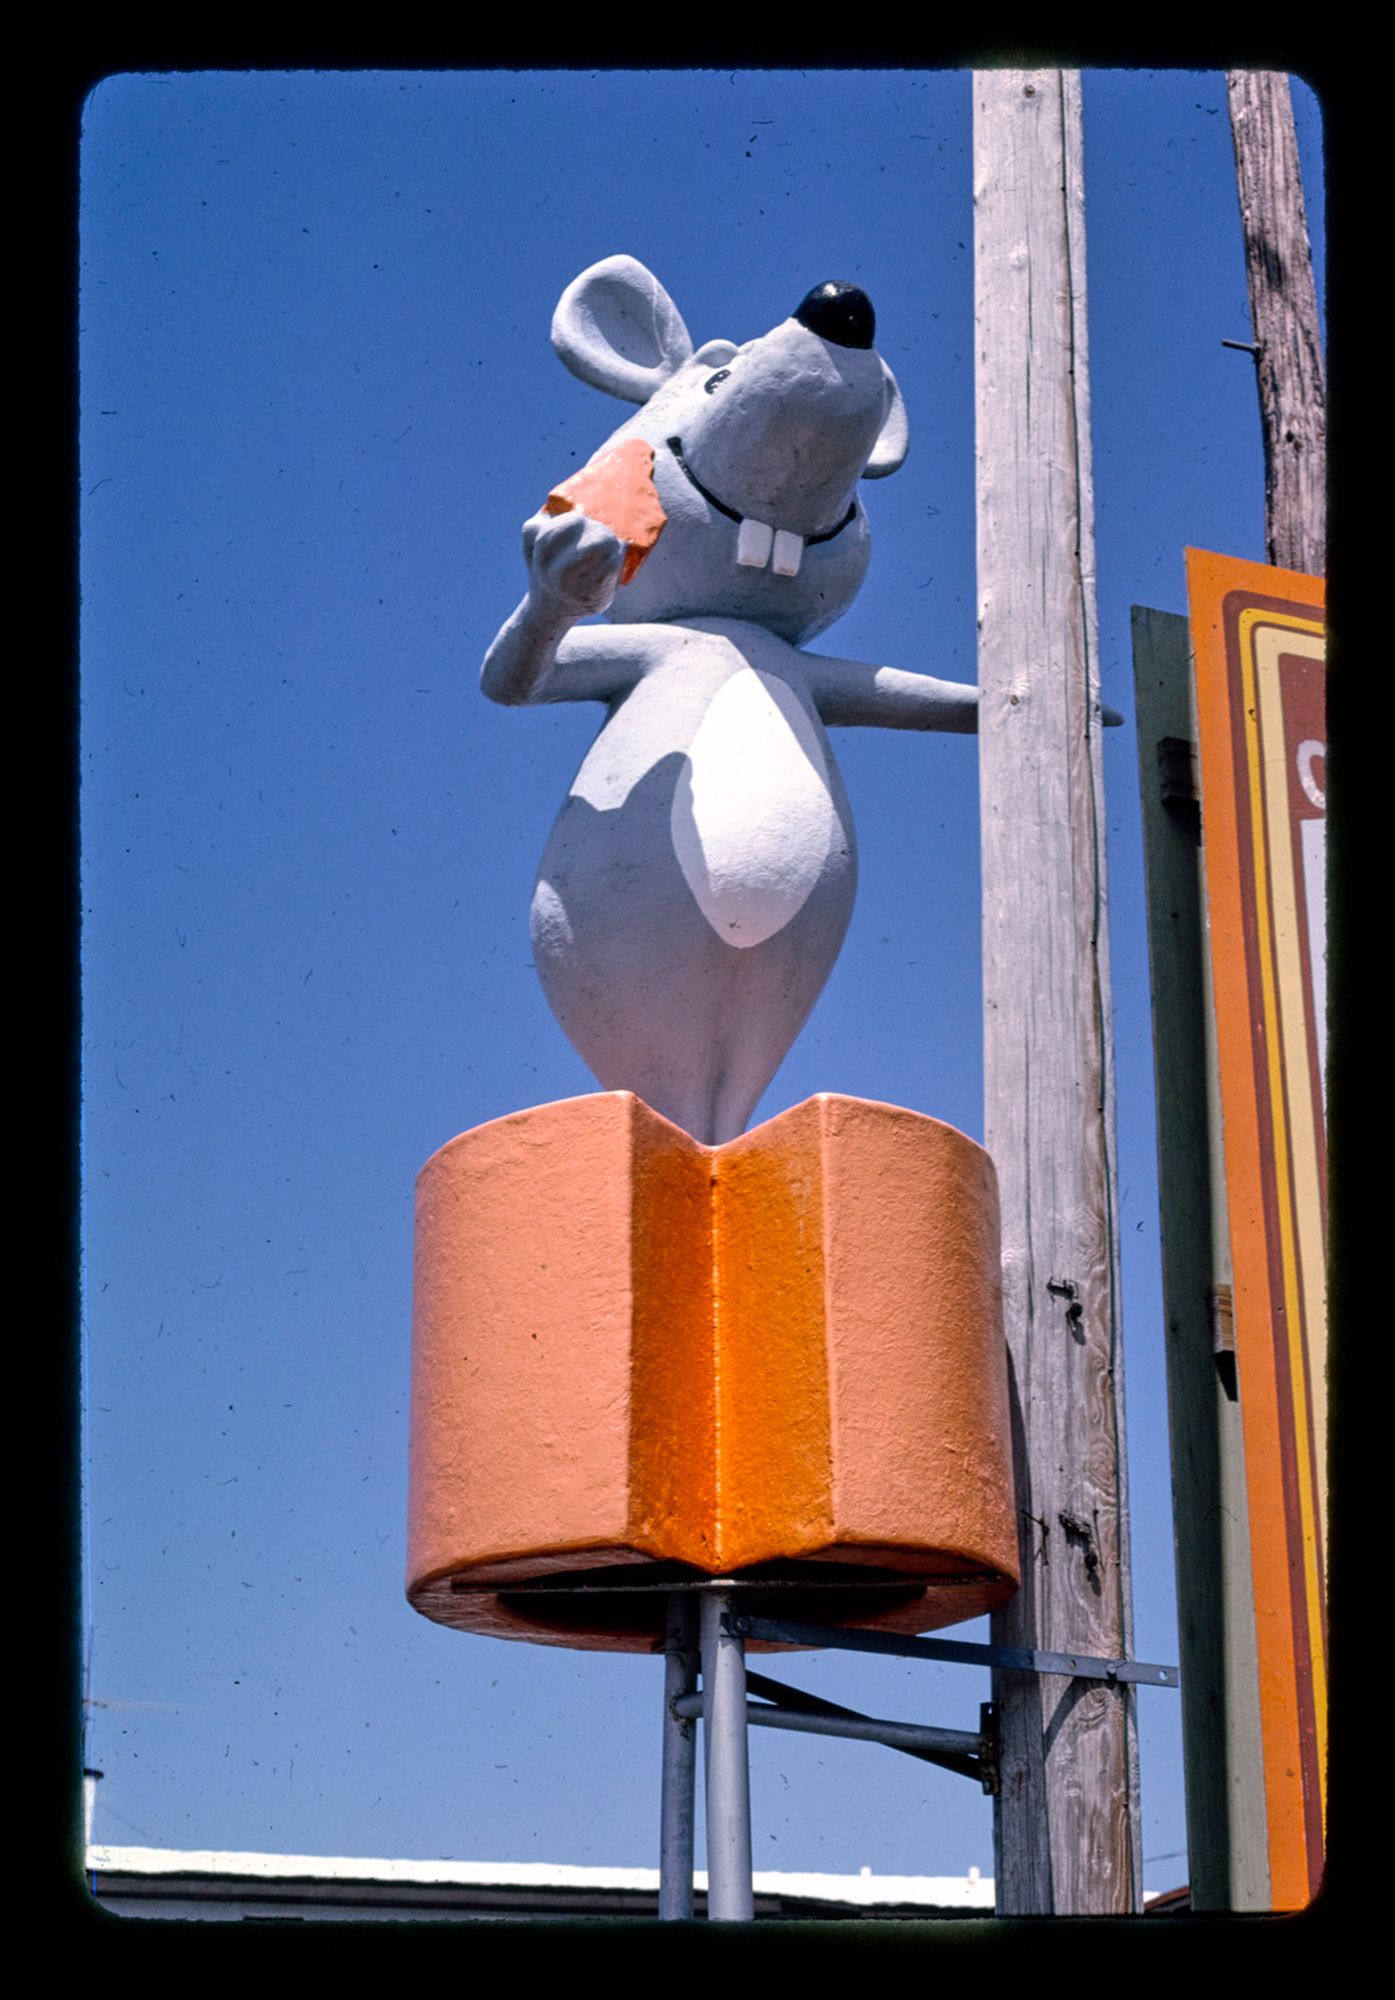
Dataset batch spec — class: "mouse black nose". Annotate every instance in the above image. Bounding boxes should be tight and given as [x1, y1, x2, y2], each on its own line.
[793, 281, 876, 350]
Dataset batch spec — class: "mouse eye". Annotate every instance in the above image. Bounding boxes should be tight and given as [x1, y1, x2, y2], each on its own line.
[703, 369, 731, 394]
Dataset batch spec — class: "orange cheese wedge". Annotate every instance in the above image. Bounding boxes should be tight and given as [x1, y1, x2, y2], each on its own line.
[408, 1091, 1019, 1653]
[543, 437, 667, 586]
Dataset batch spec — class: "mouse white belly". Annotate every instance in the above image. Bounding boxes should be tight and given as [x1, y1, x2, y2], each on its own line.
[672, 665, 840, 949]
[530, 633, 856, 1143]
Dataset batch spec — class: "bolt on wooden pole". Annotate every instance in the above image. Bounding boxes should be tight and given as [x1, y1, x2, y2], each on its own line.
[1226, 71, 1326, 575]
[973, 68, 1142, 1914]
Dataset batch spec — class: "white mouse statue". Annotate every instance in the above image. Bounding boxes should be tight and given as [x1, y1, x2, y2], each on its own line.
[483, 255, 980, 1145]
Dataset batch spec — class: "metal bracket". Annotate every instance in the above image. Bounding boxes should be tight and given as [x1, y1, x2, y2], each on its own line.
[672, 1674, 999, 1794]
[655, 1597, 1174, 1918]
[978, 1702, 1000, 1797]
[728, 1613, 1180, 1689]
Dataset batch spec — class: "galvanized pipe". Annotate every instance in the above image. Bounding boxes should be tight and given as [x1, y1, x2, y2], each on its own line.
[659, 1592, 698, 1920]
[674, 1691, 982, 1760]
[700, 1588, 754, 1921]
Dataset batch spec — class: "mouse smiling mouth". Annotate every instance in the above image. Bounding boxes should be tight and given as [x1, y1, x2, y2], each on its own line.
[665, 436, 856, 579]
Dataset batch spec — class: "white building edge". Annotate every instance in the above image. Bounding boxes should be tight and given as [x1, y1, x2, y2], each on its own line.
[85, 1842, 1000, 1922]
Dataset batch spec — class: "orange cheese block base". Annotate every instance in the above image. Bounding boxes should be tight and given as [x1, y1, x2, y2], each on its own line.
[543, 437, 667, 584]
[407, 1092, 1019, 1652]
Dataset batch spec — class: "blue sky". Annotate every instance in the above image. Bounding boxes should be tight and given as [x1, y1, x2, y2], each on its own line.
[79, 67, 1324, 1892]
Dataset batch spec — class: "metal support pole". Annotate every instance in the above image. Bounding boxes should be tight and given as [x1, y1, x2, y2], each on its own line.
[699, 1588, 754, 1921]
[677, 1692, 985, 1763]
[659, 1592, 698, 1920]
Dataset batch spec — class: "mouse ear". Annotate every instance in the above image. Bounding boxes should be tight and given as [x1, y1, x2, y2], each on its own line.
[862, 360, 909, 478]
[552, 255, 695, 404]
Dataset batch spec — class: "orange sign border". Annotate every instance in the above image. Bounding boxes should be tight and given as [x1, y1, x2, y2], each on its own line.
[1186, 548, 1326, 1911]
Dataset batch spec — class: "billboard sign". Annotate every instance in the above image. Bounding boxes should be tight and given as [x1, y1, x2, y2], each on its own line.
[1186, 548, 1326, 1909]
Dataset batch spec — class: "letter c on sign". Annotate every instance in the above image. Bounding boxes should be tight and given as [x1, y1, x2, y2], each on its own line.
[1297, 739, 1325, 811]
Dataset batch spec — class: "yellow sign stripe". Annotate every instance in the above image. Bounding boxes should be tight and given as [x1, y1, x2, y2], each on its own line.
[1236, 607, 1327, 1827]
[1253, 625, 1328, 1572]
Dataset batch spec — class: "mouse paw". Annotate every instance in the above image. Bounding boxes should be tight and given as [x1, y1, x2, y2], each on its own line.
[523, 508, 625, 618]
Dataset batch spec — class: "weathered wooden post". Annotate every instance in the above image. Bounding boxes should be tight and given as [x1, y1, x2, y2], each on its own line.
[973, 68, 1142, 1914]
[1226, 71, 1326, 575]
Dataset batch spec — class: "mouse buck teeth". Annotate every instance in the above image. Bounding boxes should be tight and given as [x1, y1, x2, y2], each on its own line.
[735, 518, 803, 577]
[771, 529, 803, 577]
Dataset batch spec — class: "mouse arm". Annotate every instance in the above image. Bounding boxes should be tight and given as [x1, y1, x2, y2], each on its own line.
[807, 654, 980, 733]
[807, 654, 1125, 733]
[480, 510, 647, 708]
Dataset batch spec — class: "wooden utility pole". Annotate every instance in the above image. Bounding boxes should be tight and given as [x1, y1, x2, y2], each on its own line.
[1226, 71, 1326, 574]
[973, 69, 1142, 1915]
